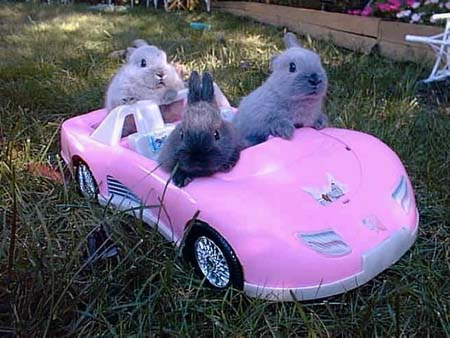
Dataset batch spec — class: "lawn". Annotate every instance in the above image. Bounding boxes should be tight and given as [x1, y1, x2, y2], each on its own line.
[0, 2, 449, 337]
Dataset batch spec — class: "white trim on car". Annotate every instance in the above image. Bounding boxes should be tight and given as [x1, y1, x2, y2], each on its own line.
[98, 194, 179, 243]
[243, 209, 419, 301]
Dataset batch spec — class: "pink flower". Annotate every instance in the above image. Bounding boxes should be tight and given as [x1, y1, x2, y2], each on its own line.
[347, 5, 372, 17]
[390, 0, 402, 7]
[347, 9, 361, 15]
[376, 3, 392, 11]
[376, 0, 402, 12]
[446, 2, 450, 10]
[361, 5, 373, 16]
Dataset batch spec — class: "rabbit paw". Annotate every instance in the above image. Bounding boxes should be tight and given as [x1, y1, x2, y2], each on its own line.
[271, 118, 295, 139]
[313, 114, 328, 130]
[221, 149, 240, 172]
[173, 62, 189, 80]
[172, 170, 192, 187]
[221, 159, 237, 172]
[122, 97, 137, 105]
[162, 89, 178, 104]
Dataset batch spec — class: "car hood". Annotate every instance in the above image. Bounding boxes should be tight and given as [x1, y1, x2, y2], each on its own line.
[192, 127, 363, 234]
[217, 127, 360, 185]
[183, 128, 417, 287]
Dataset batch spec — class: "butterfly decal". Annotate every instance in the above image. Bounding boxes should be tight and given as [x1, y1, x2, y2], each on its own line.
[302, 173, 347, 206]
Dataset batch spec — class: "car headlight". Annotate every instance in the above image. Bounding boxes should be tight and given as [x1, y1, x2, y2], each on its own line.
[298, 230, 351, 256]
[392, 176, 411, 213]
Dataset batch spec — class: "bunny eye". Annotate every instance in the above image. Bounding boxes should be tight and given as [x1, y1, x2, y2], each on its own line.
[140, 59, 147, 68]
[289, 62, 296, 73]
[213, 130, 220, 140]
[179, 129, 184, 140]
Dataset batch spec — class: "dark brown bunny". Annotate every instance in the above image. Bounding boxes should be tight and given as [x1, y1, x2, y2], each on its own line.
[158, 71, 242, 187]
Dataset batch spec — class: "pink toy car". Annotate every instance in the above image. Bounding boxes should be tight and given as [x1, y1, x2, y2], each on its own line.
[60, 91, 419, 301]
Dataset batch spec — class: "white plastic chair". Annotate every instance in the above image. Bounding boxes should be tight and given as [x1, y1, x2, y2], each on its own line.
[162, 0, 210, 12]
[152, 0, 169, 11]
[406, 13, 450, 82]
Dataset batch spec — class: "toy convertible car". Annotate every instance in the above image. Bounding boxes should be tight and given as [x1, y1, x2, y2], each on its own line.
[60, 91, 419, 301]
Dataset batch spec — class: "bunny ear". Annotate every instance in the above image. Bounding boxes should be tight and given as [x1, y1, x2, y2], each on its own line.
[126, 47, 136, 62]
[188, 71, 202, 104]
[133, 39, 149, 48]
[201, 72, 215, 103]
[269, 54, 279, 71]
[284, 32, 301, 49]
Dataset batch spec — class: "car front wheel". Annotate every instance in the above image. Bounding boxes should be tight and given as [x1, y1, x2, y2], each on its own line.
[183, 222, 244, 290]
[75, 161, 98, 200]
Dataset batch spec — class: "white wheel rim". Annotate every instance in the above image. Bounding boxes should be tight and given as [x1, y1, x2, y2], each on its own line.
[194, 236, 230, 288]
[77, 163, 97, 199]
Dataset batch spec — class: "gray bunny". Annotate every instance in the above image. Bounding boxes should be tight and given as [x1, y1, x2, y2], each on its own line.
[233, 32, 328, 147]
[158, 71, 242, 187]
[105, 39, 185, 112]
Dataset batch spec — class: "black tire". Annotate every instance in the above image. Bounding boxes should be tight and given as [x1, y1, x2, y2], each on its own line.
[75, 161, 98, 200]
[183, 222, 244, 290]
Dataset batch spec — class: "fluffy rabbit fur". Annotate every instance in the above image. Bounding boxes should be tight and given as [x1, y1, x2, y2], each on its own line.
[105, 39, 185, 112]
[233, 32, 328, 147]
[158, 71, 242, 187]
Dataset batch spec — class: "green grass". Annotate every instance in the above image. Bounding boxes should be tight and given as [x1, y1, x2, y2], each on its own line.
[0, 3, 449, 337]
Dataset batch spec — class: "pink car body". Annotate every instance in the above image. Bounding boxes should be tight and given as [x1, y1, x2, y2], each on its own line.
[60, 100, 419, 301]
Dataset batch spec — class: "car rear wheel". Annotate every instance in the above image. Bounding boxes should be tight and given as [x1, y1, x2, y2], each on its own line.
[75, 161, 98, 200]
[183, 222, 244, 290]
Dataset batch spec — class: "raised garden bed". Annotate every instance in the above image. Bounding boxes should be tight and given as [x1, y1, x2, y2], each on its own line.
[214, 1, 443, 63]
[250, 0, 367, 13]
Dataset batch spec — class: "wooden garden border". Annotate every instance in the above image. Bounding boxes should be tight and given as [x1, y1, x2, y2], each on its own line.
[214, 1, 442, 63]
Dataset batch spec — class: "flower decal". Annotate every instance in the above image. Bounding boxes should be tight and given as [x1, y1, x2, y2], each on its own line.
[362, 215, 388, 232]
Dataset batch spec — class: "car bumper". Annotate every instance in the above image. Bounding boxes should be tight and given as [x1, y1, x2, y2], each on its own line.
[243, 209, 419, 301]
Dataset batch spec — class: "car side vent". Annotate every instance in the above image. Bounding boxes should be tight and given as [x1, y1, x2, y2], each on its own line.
[298, 230, 351, 256]
[107, 176, 141, 204]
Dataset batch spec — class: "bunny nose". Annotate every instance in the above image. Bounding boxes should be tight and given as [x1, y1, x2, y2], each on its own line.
[156, 71, 166, 80]
[308, 73, 322, 86]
